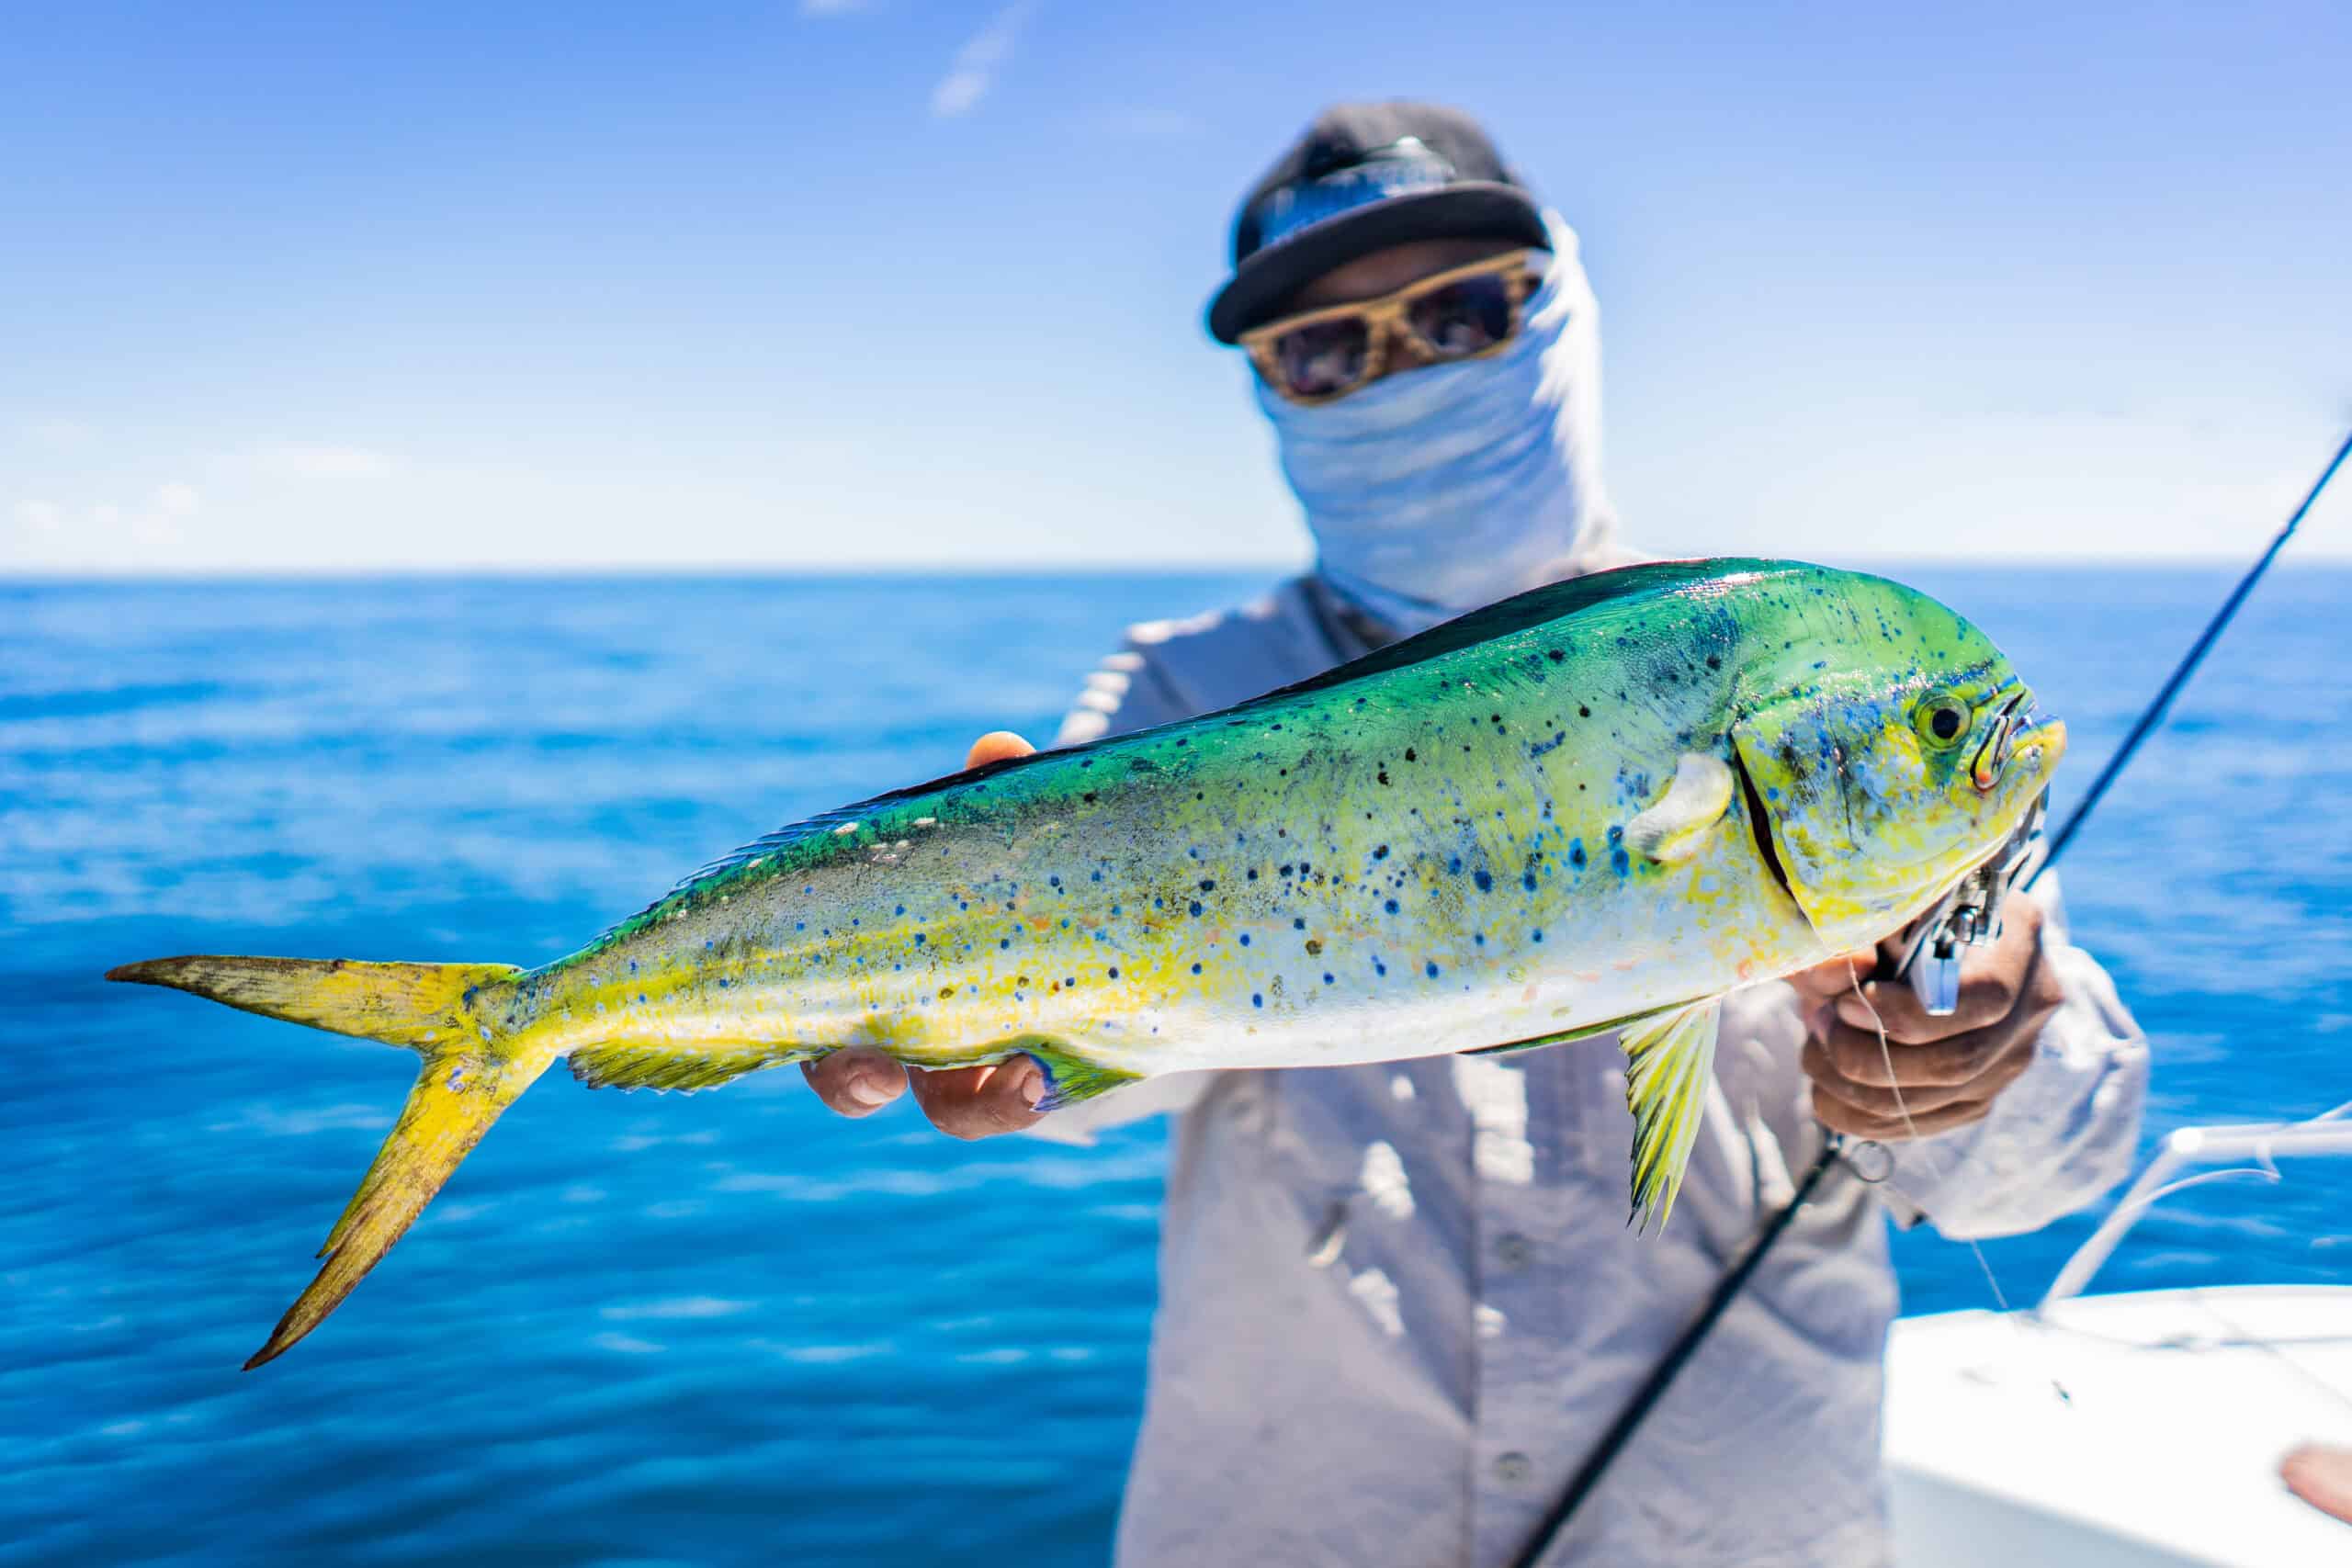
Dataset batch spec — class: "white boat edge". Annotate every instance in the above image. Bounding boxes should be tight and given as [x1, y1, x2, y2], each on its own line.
[1885, 1116, 2352, 1567]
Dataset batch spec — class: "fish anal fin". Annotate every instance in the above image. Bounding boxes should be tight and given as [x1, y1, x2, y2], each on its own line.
[1465, 1001, 1694, 1058]
[1001, 1036, 1143, 1112]
[1624, 751, 1735, 864]
[569, 1042, 808, 1093]
[1620, 1001, 1723, 1233]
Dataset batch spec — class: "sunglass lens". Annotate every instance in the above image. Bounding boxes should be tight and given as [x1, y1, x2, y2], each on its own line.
[1272, 318, 1372, 399]
[1408, 276, 1514, 359]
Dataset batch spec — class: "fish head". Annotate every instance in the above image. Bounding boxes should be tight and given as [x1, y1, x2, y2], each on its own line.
[1728, 576, 2065, 953]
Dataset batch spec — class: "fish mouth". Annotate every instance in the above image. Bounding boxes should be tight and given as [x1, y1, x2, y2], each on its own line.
[1974, 692, 2066, 795]
[2010, 706, 2067, 782]
[1728, 744, 1798, 907]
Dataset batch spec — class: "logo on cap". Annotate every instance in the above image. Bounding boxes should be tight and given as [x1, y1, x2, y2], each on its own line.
[1250, 138, 1458, 254]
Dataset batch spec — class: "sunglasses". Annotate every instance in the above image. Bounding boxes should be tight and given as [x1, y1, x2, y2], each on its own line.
[1239, 248, 1548, 405]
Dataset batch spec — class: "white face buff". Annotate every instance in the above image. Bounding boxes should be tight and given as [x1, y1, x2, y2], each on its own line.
[1259, 214, 1618, 638]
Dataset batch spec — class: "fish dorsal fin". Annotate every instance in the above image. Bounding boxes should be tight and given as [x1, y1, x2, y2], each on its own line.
[569, 1042, 808, 1093]
[1621, 1001, 1723, 1232]
[1624, 751, 1735, 864]
[575, 560, 1809, 959]
[1244, 558, 1793, 706]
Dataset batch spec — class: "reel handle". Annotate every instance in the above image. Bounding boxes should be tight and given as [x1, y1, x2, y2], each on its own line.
[1885, 793, 2049, 1017]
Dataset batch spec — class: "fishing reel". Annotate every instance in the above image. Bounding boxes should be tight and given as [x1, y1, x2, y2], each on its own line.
[1889, 791, 2048, 1016]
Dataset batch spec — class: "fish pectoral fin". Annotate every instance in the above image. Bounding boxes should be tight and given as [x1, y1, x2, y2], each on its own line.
[999, 1035, 1144, 1112]
[1621, 1000, 1723, 1233]
[569, 1042, 810, 1093]
[1624, 751, 1735, 864]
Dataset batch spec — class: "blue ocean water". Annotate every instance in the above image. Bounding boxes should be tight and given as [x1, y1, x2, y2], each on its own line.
[3, 567, 2346, 1566]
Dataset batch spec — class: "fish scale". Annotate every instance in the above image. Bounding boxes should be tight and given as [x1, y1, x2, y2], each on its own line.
[107, 558, 2064, 1366]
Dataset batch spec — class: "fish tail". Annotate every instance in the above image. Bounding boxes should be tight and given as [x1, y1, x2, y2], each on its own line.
[107, 954, 552, 1369]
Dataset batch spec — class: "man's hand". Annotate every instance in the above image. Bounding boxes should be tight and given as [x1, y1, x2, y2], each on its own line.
[1787, 893, 2064, 1143]
[798, 731, 1050, 1140]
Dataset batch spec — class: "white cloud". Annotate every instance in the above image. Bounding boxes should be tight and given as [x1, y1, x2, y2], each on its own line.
[220, 442, 401, 480]
[930, 0, 1035, 118]
[7, 492, 193, 550]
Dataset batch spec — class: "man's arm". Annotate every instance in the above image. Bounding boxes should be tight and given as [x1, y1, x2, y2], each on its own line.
[1791, 879, 2149, 1238]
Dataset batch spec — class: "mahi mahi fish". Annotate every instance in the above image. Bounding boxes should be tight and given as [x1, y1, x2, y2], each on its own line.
[111, 558, 2064, 1367]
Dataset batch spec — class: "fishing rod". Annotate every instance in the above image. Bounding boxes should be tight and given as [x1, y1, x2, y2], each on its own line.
[1509, 424, 2352, 1568]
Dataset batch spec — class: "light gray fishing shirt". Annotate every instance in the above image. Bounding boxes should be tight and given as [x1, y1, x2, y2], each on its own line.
[1038, 568, 2150, 1568]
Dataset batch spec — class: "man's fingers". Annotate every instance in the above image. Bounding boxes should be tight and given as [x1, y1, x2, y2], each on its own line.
[1817, 1018, 2032, 1089]
[906, 1058, 1047, 1141]
[1800, 1038, 2022, 1117]
[801, 1048, 909, 1118]
[967, 731, 1036, 768]
[1833, 964, 2020, 1042]
[1810, 1084, 1994, 1142]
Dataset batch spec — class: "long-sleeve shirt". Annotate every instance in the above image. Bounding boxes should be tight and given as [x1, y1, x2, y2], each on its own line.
[1039, 570, 2149, 1568]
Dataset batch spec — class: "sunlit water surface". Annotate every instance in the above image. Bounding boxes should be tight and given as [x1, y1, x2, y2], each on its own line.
[4, 568, 2346, 1565]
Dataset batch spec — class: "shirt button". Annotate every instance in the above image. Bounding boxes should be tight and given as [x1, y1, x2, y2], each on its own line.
[1495, 1451, 1532, 1483]
[1495, 1232, 1533, 1269]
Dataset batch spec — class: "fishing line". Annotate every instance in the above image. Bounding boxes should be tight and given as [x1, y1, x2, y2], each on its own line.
[1845, 968, 2020, 1324]
[1845, 976, 2067, 1432]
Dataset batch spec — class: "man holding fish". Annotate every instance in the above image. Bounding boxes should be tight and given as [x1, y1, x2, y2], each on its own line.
[803, 104, 2151, 1566]
[110, 98, 2155, 1568]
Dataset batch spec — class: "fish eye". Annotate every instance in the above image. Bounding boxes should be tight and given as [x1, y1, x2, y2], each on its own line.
[1914, 695, 1972, 749]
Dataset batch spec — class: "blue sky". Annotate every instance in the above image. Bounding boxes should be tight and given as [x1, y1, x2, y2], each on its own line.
[5, 0, 2347, 572]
